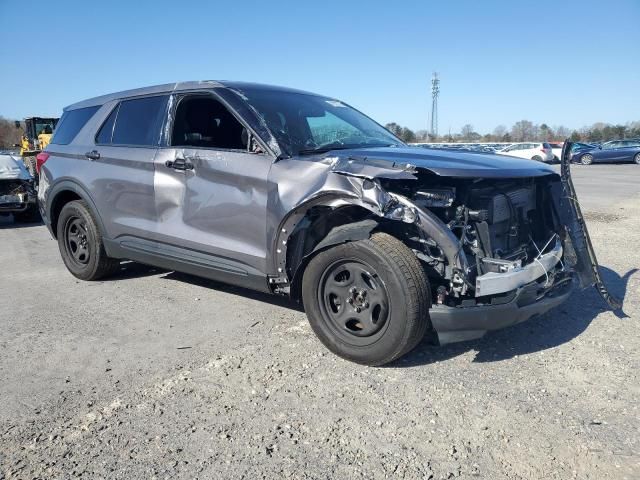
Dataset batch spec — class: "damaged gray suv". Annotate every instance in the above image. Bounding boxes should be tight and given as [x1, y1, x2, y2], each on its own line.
[39, 81, 618, 365]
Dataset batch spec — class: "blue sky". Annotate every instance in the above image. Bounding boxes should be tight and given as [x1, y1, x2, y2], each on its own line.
[1, 0, 638, 134]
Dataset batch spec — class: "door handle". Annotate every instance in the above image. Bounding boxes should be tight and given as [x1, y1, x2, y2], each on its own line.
[85, 150, 100, 161]
[165, 157, 194, 171]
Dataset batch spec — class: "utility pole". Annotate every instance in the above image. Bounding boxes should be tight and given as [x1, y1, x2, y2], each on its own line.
[430, 72, 440, 139]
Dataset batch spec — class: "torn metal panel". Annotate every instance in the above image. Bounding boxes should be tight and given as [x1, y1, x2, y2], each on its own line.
[326, 155, 418, 180]
[558, 142, 622, 309]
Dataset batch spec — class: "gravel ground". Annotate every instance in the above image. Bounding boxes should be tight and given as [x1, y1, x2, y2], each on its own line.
[1, 165, 638, 479]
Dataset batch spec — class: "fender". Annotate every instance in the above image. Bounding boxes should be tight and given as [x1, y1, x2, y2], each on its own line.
[44, 178, 108, 242]
[273, 179, 471, 297]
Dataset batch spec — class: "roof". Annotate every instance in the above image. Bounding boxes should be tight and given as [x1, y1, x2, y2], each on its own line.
[64, 80, 324, 111]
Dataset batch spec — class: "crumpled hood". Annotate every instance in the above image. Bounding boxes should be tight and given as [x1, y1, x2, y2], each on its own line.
[0, 154, 31, 181]
[315, 146, 556, 179]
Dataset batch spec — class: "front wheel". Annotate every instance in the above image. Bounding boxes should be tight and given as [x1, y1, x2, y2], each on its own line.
[581, 154, 594, 165]
[302, 232, 430, 366]
[634, 153, 640, 165]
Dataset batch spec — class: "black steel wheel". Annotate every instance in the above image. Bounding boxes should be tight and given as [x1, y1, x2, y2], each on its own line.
[56, 200, 119, 280]
[302, 232, 430, 366]
[64, 216, 92, 266]
[317, 259, 391, 345]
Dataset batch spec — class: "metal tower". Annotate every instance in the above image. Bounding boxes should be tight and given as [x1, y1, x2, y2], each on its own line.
[430, 72, 440, 138]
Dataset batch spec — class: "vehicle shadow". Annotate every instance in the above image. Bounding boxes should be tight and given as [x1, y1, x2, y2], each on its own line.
[394, 266, 637, 367]
[0, 217, 44, 229]
[159, 270, 304, 311]
[102, 261, 170, 281]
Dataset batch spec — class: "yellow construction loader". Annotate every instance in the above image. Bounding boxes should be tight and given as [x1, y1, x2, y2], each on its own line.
[19, 116, 59, 179]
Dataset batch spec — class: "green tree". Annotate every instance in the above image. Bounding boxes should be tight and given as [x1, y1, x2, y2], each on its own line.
[570, 130, 582, 142]
[539, 123, 553, 141]
[588, 129, 603, 142]
[384, 122, 403, 138]
[400, 127, 416, 143]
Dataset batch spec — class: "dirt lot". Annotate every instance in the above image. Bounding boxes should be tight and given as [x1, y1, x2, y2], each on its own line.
[1, 165, 638, 479]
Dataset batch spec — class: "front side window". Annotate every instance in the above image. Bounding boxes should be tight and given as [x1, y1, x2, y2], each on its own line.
[51, 106, 100, 145]
[112, 96, 168, 146]
[170, 95, 247, 150]
[234, 88, 403, 156]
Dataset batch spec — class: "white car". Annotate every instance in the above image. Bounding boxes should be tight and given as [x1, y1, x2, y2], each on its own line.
[496, 142, 554, 163]
[548, 142, 565, 163]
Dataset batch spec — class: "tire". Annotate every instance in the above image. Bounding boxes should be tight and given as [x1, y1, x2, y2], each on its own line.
[56, 200, 120, 280]
[302, 232, 430, 366]
[581, 154, 593, 165]
[634, 153, 640, 165]
[531, 155, 543, 162]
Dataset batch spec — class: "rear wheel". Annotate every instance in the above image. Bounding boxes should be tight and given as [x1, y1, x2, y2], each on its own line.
[302, 232, 430, 366]
[581, 154, 593, 165]
[634, 153, 640, 165]
[531, 155, 543, 162]
[56, 200, 119, 280]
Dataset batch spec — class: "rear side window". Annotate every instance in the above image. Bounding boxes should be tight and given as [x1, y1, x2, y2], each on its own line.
[95, 104, 119, 144]
[51, 106, 100, 145]
[111, 96, 168, 146]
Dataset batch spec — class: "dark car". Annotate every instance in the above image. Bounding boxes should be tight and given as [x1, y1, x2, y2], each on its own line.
[573, 140, 640, 165]
[37, 81, 616, 365]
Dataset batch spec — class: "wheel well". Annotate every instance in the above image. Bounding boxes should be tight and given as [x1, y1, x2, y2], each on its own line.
[49, 190, 82, 238]
[286, 205, 414, 302]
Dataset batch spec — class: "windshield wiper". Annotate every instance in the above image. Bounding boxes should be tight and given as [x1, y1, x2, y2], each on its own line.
[298, 143, 401, 156]
[298, 146, 356, 155]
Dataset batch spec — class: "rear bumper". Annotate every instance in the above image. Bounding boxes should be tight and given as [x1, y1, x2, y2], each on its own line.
[430, 276, 574, 344]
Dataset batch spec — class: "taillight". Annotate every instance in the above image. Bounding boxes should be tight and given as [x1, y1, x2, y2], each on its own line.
[36, 152, 50, 174]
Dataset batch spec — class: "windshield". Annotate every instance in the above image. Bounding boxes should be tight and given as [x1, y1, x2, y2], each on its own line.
[235, 88, 404, 156]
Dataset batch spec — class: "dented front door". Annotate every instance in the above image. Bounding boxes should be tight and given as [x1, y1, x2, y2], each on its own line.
[152, 146, 272, 277]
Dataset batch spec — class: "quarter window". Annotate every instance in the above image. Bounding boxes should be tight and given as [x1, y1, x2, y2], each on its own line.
[112, 96, 168, 146]
[95, 104, 119, 144]
[51, 106, 100, 145]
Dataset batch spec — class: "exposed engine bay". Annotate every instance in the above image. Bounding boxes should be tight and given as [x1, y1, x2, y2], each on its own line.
[378, 174, 571, 307]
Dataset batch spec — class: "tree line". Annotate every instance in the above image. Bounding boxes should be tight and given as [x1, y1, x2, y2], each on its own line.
[385, 120, 640, 144]
[0, 117, 25, 149]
